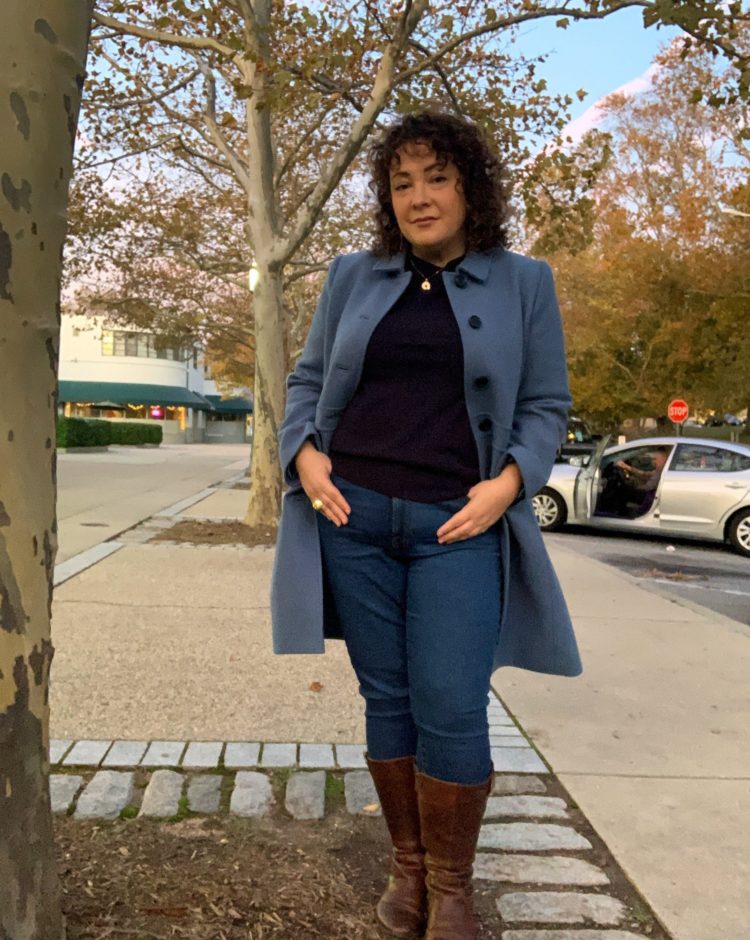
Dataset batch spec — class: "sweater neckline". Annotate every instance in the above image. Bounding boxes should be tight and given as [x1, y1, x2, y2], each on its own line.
[406, 251, 465, 275]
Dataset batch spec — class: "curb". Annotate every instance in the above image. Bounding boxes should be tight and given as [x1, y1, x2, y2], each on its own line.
[53, 470, 247, 587]
[552, 538, 750, 640]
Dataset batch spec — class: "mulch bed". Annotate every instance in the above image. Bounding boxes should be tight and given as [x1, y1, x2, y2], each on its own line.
[149, 520, 277, 548]
[55, 774, 667, 939]
[56, 810, 511, 939]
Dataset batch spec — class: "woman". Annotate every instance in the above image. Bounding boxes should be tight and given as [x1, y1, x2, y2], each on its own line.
[271, 111, 581, 940]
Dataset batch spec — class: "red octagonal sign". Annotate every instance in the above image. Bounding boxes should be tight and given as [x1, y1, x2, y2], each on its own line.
[668, 399, 689, 423]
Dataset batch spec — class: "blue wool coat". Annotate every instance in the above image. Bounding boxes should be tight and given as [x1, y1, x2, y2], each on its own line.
[271, 247, 582, 677]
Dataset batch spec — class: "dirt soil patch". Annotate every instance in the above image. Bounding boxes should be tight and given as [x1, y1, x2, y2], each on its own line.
[56, 810, 511, 939]
[55, 775, 668, 939]
[149, 520, 277, 548]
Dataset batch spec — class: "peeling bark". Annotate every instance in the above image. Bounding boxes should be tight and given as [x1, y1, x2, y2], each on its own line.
[0, 223, 12, 301]
[1, 2, 93, 937]
[243, 265, 285, 527]
[0, 529, 29, 636]
[1, 174, 33, 213]
[10, 94, 30, 140]
[0, 654, 59, 938]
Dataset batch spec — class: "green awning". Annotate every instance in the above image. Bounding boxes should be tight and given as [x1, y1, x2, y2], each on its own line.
[59, 381, 213, 410]
[205, 394, 254, 415]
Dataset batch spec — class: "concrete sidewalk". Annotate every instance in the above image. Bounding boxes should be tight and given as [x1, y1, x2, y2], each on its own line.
[50, 484, 750, 940]
[496, 548, 750, 940]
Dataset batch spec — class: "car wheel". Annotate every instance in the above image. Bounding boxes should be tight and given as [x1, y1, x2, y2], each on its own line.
[532, 487, 567, 532]
[728, 508, 750, 558]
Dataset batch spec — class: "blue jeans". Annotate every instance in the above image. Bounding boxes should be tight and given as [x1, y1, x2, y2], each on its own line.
[317, 473, 502, 784]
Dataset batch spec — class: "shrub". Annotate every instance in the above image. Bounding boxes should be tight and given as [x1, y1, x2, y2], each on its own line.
[109, 421, 162, 445]
[57, 417, 111, 448]
[57, 418, 162, 447]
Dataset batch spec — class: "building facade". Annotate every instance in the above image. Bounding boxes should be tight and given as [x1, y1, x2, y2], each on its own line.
[59, 313, 252, 444]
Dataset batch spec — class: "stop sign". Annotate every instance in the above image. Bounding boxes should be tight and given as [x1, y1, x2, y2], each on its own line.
[668, 399, 689, 423]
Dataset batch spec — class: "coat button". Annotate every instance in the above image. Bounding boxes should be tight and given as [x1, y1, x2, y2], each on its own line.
[455, 273, 468, 288]
[468, 315, 482, 329]
[474, 376, 489, 390]
[478, 418, 492, 432]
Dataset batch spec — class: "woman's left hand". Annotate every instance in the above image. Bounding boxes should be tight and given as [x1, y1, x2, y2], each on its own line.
[436, 471, 521, 544]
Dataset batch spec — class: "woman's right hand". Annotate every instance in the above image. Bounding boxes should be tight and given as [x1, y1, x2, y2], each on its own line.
[294, 440, 351, 526]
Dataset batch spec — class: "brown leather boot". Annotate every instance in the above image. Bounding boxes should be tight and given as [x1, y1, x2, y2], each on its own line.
[415, 768, 493, 940]
[366, 754, 427, 938]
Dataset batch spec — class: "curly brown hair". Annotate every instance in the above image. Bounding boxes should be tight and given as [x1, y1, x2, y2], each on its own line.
[368, 111, 511, 256]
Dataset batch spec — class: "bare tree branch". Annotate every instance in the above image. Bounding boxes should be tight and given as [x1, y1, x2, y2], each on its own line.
[395, 2, 650, 86]
[235, 0, 261, 55]
[93, 11, 237, 58]
[283, 262, 329, 286]
[276, 0, 430, 264]
[408, 36, 463, 113]
[76, 135, 178, 171]
[193, 56, 253, 195]
[101, 68, 201, 112]
[282, 63, 367, 113]
[274, 108, 333, 189]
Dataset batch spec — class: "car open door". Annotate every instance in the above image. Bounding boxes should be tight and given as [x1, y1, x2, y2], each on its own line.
[573, 434, 611, 521]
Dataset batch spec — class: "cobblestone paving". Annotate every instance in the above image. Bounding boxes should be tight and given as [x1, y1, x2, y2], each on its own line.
[49, 699, 655, 936]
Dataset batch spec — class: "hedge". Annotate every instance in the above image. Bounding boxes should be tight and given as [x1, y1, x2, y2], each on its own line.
[57, 417, 162, 448]
[109, 421, 162, 445]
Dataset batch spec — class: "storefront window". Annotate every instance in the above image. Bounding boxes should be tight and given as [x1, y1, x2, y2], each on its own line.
[66, 401, 188, 421]
[101, 329, 187, 361]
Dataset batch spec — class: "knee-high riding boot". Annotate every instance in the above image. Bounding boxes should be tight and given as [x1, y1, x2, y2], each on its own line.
[366, 754, 427, 938]
[415, 768, 493, 940]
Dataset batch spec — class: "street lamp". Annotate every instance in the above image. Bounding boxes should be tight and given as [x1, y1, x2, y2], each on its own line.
[248, 261, 260, 293]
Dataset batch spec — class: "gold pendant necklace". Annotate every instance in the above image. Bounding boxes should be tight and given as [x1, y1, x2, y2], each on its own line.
[410, 258, 443, 291]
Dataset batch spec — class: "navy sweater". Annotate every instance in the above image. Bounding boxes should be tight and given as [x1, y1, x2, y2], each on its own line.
[329, 252, 480, 502]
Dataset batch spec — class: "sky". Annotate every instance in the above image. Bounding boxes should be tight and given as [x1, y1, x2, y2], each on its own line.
[513, 8, 680, 141]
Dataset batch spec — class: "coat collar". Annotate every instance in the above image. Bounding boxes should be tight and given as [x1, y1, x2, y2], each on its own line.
[372, 249, 495, 282]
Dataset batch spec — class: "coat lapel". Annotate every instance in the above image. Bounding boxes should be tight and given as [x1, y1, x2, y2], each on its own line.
[318, 254, 411, 417]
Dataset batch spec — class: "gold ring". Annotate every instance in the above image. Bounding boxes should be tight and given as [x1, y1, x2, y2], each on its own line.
[311, 499, 324, 511]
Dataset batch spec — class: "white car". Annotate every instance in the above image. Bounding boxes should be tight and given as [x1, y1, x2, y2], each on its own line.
[532, 436, 750, 557]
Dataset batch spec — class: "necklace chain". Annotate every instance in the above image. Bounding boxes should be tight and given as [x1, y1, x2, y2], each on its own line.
[410, 257, 445, 292]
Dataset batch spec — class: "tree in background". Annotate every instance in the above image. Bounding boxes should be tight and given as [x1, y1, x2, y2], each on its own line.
[542, 37, 750, 428]
[69, 0, 748, 526]
[0, 2, 93, 937]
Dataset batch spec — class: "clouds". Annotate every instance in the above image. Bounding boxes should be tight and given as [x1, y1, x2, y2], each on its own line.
[559, 63, 660, 143]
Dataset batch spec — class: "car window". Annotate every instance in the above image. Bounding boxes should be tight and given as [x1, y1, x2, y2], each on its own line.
[566, 419, 592, 443]
[672, 444, 750, 472]
[601, 446, 670, 474]
[595, 445, 671, 520]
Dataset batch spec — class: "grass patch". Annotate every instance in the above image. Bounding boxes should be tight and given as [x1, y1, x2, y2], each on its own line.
[167, 793, 190, 823]
[325, 772, 345, 808]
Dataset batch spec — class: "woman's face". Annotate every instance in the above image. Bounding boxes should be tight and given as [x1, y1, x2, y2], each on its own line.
[389, 141, 467, 262]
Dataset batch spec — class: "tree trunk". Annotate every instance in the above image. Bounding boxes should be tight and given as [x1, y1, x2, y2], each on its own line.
[0, 2, 92, 937]
[240, 0, 286, 529]
[244, 261, 286, 527]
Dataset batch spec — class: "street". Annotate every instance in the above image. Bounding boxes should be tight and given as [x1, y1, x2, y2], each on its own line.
[56, 443, 249, 562]
[58, 444, 750, 626]
[547, 525, 750, 627]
